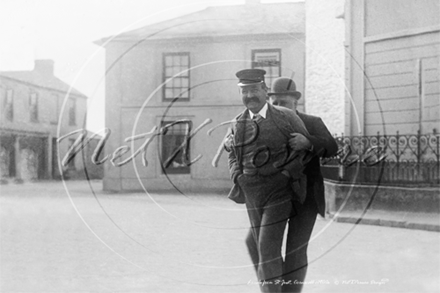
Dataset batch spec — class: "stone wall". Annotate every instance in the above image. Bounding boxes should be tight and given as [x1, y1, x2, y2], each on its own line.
[325, 180, 440, 214]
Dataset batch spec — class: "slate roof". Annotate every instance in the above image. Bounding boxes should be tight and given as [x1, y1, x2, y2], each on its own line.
[0, 68, 87, 98]
[95, 2, 304, 44]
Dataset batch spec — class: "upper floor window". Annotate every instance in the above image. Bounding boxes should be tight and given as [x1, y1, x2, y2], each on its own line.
[252, 49, 281, 90]
[4, 89, 13, 121]
[160, 120, 191, 174]
[163, 53, 190, 101]
[68, 98, 76, 126]
[29, 93, 38, 122]
[50, 94, 59, 124]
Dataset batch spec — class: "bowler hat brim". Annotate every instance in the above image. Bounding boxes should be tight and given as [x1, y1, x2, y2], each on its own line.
[268, 91, 302, 99]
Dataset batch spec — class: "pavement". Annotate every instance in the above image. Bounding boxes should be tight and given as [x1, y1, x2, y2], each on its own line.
[330, 210, 440, 232]
[1, 180, 439, 293]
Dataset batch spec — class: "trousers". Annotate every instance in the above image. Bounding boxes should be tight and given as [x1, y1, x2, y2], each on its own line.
[238, 172, 293, 293]
[246, 195, 318, 293]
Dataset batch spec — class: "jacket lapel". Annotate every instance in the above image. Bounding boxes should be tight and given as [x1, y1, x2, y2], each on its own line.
[267, 104, 294, 138]
[233, 109, 249, 165]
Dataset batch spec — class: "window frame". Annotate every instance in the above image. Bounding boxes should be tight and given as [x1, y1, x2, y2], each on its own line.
[68, 97, 76, 126]
[159, 119, 192, 174]
[29, 92, 38, 122]
[50, 93, 59, 125]
[67, 138, 76, 169]
[251, 48, 282, 89]
[162, 52, 191, 102]
[4, 89, 13, 121]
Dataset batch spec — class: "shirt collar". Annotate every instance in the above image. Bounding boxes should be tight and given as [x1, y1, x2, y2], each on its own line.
[249, 103, 268, 119]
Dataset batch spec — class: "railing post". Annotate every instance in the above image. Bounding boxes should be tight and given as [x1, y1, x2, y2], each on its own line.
[417, 129, 421, 164]
[417, 129, 421, 180]
[338, 134, 345, 181]
[396, 131, 400, 182]
[437, 132, 440, 184]
[377, 131, 382, 181]
[377, 131, 381, 153]
[396, 131, 400, 166]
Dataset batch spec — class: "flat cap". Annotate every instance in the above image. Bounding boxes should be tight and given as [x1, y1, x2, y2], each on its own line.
[236, 69, 266, 86]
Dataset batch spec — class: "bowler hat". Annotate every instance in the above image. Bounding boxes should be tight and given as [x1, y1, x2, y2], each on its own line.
[268, 77, 301, 99]
[236, 69, 266, 86]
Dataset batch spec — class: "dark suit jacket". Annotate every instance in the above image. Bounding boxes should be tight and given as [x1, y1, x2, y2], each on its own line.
[297, 112, 338, 217]
[227, 104, 310, 203]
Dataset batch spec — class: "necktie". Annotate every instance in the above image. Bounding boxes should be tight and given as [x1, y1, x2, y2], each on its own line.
[252, 113, 262, 122]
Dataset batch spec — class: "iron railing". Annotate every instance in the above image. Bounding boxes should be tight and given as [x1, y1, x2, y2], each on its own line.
[321, 131, 440, 185]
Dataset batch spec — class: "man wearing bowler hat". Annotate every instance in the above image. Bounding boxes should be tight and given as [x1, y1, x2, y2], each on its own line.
[244, 76, 338, 292]
[227, 69, 312, 293]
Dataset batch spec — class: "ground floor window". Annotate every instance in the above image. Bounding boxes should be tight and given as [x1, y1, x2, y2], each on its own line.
[0, 136, 15, 177]
[67, 139, 76, 170]
[160, 120, 191, 174]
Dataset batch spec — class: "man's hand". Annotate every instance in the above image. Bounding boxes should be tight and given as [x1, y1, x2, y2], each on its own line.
[233, 173, 243, 184]
[281, 170, 290, 178]
[289, 133, 312, 151]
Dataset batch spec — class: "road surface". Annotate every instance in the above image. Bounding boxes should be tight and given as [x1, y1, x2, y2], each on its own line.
[1, 180, 439, 292]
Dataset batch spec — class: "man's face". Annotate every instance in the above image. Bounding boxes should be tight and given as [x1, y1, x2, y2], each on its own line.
[240, 83, 267, 113]
[269, 95, 298, 111]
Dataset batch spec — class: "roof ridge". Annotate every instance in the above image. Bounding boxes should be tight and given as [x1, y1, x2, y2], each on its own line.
[95, 5, 212, 44]
[0, 72, 87, 98]
[95, 2, 304, 45]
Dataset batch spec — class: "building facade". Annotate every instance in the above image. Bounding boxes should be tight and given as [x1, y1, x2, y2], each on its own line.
[96, 0, 306, 192]
[306, 0, 440, 185]
[344, 0, 440, 136]
[0, 60, 90, 181]
[305, 0, 440, 137]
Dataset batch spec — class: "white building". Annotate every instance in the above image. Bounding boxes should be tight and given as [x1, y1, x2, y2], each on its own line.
[95, 0, 307, 192]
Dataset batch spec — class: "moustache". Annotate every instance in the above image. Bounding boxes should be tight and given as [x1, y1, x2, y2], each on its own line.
[245, 97, 260, 103]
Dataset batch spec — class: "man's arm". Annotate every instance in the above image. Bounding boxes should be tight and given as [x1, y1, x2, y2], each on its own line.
[275, 106, 309, 136]
[290, 114, 338, 158]
[272, 106, 310, 179]
[227, 130, 242, 184]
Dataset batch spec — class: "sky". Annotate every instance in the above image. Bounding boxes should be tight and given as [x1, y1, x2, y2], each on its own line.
[0, 0, 300, 132]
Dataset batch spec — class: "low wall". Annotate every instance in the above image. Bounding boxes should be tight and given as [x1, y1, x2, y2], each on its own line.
[324, 180, 440, 214]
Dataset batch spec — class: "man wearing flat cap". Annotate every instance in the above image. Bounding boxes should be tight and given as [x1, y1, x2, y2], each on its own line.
[244, 76, 338, 293]
[226, 69, 312, 293]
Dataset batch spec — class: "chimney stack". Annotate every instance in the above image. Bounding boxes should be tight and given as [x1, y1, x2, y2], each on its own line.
[33, 59, 54, 76]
